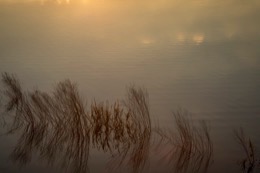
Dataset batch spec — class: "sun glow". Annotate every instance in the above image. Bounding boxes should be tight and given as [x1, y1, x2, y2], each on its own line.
[193, 34, 204, 45]
[140, 37, 156, 45]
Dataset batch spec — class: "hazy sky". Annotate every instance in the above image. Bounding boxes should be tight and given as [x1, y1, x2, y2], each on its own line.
[1, 0, 260, 45]
[1, 0, 260, 79]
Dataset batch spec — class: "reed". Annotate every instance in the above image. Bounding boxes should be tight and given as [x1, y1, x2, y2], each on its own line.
[234, 128, 260, 173]
[1, 73, 153, 173]
[154, 109, 213, 173]
[1, 72, 215, 173]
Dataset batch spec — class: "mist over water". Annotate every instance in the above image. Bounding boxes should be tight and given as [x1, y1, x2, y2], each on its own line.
[0, 0, 260, 172]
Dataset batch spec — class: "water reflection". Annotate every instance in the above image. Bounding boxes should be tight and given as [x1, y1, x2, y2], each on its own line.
[1, 72, 152, 173]
[154, 109, 213, 173]
[2, 74, 91, 172]
[234, 128, 260, 173]
[3, 72, 259, 173]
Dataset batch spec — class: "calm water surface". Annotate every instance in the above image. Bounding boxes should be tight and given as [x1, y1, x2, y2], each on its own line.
[0, 0, 260, 172]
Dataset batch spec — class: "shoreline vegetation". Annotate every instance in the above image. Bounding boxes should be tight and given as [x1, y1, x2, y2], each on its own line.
[0, 72, 259, 173]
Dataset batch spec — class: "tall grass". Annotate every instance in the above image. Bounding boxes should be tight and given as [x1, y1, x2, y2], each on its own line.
[1, 73, 153, 173]
[1, 74, 91, 172]
[0, 72, 215, 173]
[154, 109, 213, 173]
[234, 128, 260, 173]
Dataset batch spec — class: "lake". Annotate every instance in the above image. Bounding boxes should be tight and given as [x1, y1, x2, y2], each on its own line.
[0, 0, 260, 172]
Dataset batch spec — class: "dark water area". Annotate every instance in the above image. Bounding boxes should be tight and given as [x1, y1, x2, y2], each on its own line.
[0, 0, 260, 172]
[0, 73, 259, 173]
